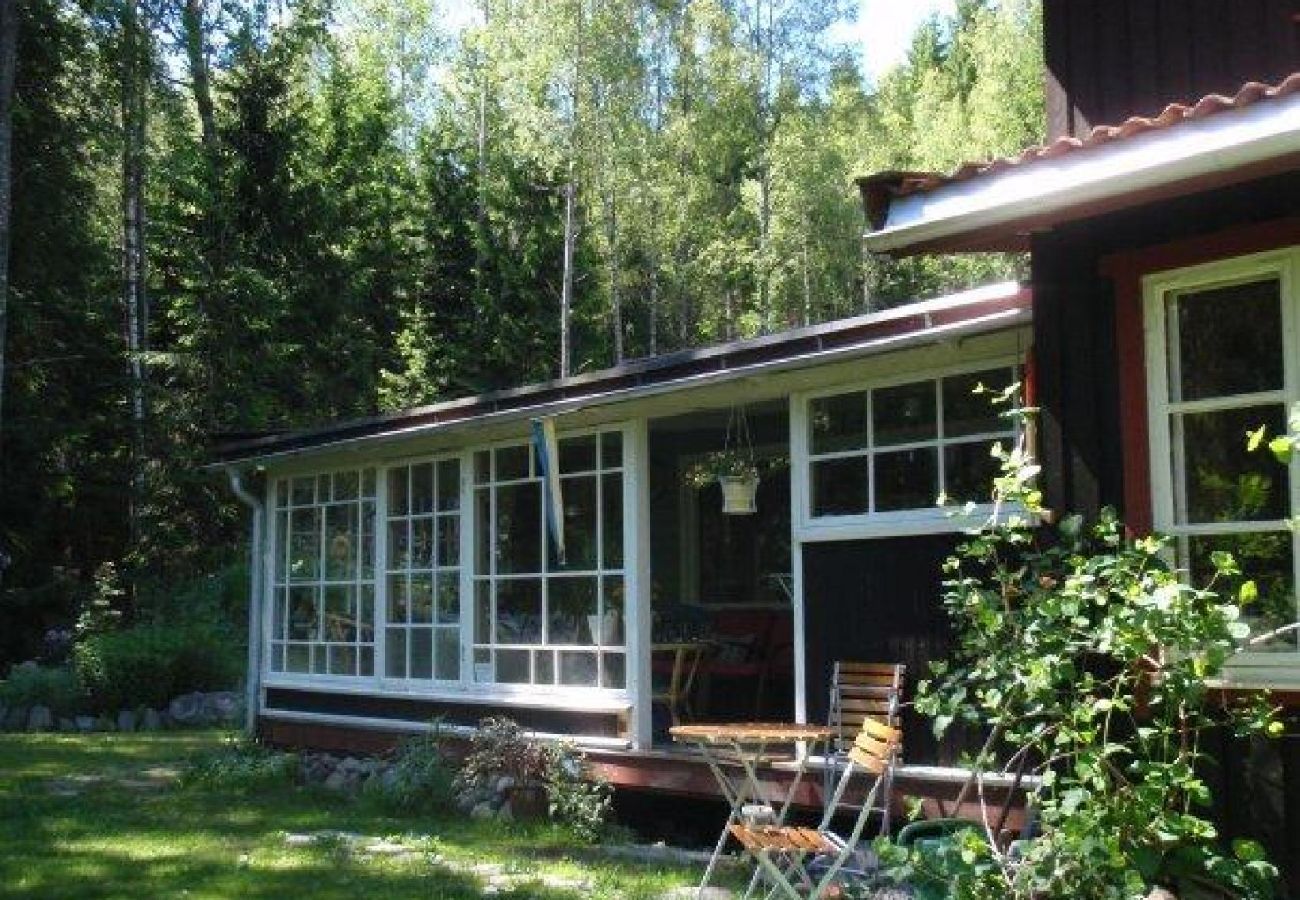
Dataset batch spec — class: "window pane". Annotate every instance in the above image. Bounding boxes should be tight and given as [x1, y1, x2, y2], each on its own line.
[549, 577, 598, 645]
[1177, 405, 1288, 524]
[359, 503, 375, 578]
[334, 471, 358, 502]
[496, 482, 541, 574]
[497, 579, 542, 643]
[289, 508, 320, 582]
[1172, 278, 1282, 401]
[409, 575, 434, 624]
[497, 649, 530, 684]
[535, 650, 555, 684]
[411, 628, 433, 679]
[475, 581, 491, 643]
[435, 573, 460, 625]
[358, 646, 373, 676]
[810, 391, 868, 454]
[811, 458, 869, 516]
[602, 575, 625, 645]
[475, 488, 491, 573]
[875, 447, 938, 511]
[496, 445, 530, 480]
[474, 450, 491, 484]
[388, 519, 411, 570]
[559, 651, 599, 686]
[387, 467, 409, 516]
[287, 644, 310, 673]
[411, 517, 434, 569]
[385, 628, 407, 678]
[1188, 533, 1296, 652]
[411, 463, 435, 515]
[944, 440, 1001, 505]
[602, 652, 626, 689]
[387, 574, 409, 623]
[291, 476, 314, 506]
[323, 585, 354, 641]
[328, 645, 356, 676]
[438, 460, 460, 510]
[358, 585, 374, 638]
[553, 476, 597, 571]
[601, 431, 623, 469]
[289, 586, 318, 640]
[559, 435, 597, 473]
[873, 381, 936, 446]
[435, 628, 460, 681]
[943, 369, 1014, 438]
[325, 505, 356, 580]
[603, 473, 623, 569]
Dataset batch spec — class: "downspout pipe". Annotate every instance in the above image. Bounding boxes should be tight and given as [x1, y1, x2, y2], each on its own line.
[226, 467, 264, 736]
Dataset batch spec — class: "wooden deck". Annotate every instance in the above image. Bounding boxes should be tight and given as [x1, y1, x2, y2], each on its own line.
[261, 716, 1030, 829]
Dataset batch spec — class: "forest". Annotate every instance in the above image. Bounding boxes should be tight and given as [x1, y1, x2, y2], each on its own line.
[0, 0, 1042, 665]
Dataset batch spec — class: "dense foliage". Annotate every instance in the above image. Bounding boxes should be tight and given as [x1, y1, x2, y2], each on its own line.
[883, 396, 1281, 898]
[73, 621, 241, 712]
[0, 0, 1043, 664]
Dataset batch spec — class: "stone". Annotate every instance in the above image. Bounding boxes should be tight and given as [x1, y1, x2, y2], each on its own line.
[75, 716, 97, 733]
[470, 801, 496, 820]
[5, 706, 27, 731]
[95, 715, 115, 732]
[27, 705, 53, 732]
[140, 708, 162, 731]
[201, 691, 240, 724]
[0, 704, 7, 727]
[494, 775, 517, 795]
[284, 833, 314, 847]
[116, 710, 136, 732]
[363, 839, 409, 856]
[662, 889, 736, 900]
[168, 692, 205, 725]
[58, 718, 76, 732]
[323, 770, 350, 791]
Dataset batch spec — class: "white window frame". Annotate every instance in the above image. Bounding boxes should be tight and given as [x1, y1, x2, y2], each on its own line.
[264, 465, 379, 682]
[468, 426, 629, 696]
[791, 357, 1022, 543]
[1143, 246, 1300, 671]
[260, 421, 639, 713]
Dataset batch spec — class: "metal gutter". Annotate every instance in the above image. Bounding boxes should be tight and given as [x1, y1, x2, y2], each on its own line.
[226, 467, 264, 736]
[212, 284, 1030, 468]
[863, 91, 1300, 254]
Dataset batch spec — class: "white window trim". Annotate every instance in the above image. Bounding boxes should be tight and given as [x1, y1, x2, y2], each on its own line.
[1143, 246, 1300, 671]
[791, 356, 1022, 542]
[262, 423, 638, 711]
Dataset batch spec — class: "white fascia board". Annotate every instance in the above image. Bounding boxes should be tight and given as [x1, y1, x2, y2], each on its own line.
[864, 93, 1300, 253]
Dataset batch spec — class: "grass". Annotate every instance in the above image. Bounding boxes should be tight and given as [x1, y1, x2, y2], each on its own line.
[0, 730, 715, 899]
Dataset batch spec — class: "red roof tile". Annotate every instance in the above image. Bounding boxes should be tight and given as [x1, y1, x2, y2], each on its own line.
[862, 71, 1300, 206]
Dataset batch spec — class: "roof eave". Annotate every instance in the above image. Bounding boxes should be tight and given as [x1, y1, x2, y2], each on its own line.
[862, 91, 1300, 257]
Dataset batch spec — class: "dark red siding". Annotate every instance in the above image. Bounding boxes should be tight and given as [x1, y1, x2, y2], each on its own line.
[1045, 0, 1300, 140]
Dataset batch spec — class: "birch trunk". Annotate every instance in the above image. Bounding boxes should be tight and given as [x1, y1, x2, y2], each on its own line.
[121, 0, 149, 551]
[559, 176, 575, 378]
[605, 187, 622, 363]
[0, 0, 17, 456]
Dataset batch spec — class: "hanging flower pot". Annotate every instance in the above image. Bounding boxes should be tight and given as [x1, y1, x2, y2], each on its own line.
[718, 473, 759, 515]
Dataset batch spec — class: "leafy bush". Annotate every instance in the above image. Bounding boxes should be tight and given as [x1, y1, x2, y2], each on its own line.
[455, 717, 613, 842]
[366, 726, 455, 811]
[182, 738, 298, 793]
[74, 622, 241, 712]
[883, 392, 1281, 898]
[0, 663, 86, 715]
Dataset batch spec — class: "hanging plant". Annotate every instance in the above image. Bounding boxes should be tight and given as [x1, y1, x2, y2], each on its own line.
[682, 450, 760, 489]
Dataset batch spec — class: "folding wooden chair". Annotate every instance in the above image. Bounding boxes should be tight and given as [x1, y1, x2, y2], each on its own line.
[825, 662, 905, 799]
[728, 716, 901, 900]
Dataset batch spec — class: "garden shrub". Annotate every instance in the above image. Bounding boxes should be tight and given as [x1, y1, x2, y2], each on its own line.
[74, 622, 240, 712]
[881, 389, 1281, 898]
[366, 726, 456, 811]
[456, 717, 613, 842]
[0, 663, 86, 715]
[182, 738, 298, 793]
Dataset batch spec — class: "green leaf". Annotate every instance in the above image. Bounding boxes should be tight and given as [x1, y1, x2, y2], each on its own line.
[1232, 838, 1268, 862]
[1246, 425, 1268, 452]
[1268, 435, 1293, 464]
[1238, 580, 1259, 606]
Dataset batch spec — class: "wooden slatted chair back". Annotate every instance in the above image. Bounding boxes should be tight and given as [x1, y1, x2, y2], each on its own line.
[829, 662, 905, 751]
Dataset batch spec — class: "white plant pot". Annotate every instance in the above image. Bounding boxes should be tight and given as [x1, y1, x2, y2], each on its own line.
[719, 474, 759, 515]
[587, 610, 620, 645]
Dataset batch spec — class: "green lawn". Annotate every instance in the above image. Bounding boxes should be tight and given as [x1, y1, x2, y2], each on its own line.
[0, 731, 711, 899]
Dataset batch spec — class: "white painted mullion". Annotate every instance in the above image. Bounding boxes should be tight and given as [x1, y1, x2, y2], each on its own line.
[374, 465, 390, 688]
[935, 378, 946, 500]
[1284, 257, 1300, 643]
[624, 418, 652, 748]
[788, 396, 808, 730]
[866, 387, 876, 514]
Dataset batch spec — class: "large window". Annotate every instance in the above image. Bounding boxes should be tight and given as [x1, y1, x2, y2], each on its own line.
[269, 469, 377, 677]
[1147, 251, 1300, 657]
[385, 459, 462, 682]
[471, 430, 626, 689]
[804, 366, 1018, 520]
